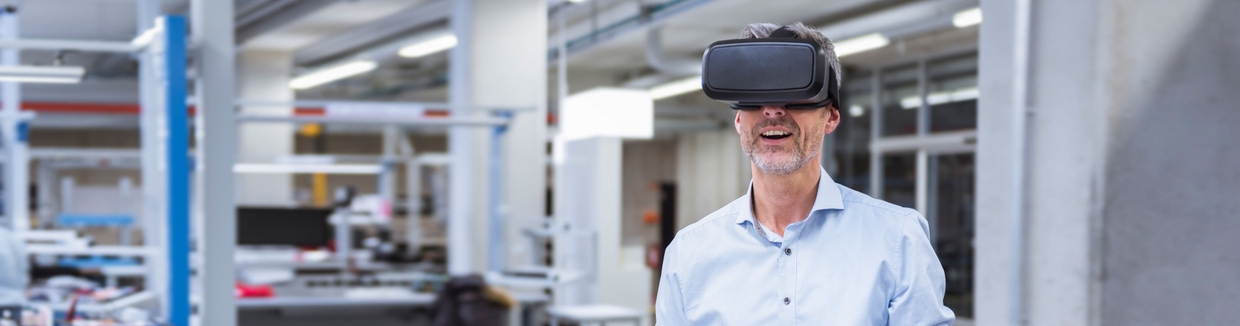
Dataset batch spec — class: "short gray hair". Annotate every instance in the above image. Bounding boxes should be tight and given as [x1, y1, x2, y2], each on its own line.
[740, 22, 842, 104]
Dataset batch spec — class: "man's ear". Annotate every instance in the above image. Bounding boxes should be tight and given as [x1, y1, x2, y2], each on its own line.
[823, 106, 841, 134]
[734, 110, 744, 135]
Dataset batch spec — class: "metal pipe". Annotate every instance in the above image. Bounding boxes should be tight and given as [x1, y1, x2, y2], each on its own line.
[643, 26, 700, 76]
[233, 99, 534, 112]
[235, 114, 508, 126]
[915, 59, 931, 230]
[487, 117, 507, 272]
[1008, 0, 1032, 324]
[0, 39, 138, 53]
[868, 68, 883, 198]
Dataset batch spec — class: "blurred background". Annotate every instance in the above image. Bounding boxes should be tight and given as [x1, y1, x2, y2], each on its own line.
[0, 0, 1235, 325]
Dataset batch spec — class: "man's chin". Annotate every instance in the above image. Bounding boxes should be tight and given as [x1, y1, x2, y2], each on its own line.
[752, 154, 806, 175]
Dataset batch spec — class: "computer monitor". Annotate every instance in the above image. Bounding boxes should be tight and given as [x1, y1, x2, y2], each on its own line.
[237, 207, 334, 246]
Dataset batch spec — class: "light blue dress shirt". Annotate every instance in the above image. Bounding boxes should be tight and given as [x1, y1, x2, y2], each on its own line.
[656, 167, 955, 325]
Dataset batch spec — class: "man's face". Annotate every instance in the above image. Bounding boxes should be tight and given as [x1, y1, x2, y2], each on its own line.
[735, 105, 841, 175]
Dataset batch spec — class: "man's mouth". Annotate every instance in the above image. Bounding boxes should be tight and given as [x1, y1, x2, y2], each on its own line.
[760, 130, 793, 140]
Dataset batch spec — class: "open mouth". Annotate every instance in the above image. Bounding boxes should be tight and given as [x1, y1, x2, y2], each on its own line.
[760, 130, 793, 140]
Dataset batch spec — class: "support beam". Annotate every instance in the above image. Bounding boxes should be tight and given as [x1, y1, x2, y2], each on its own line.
[1, 8, 29, 232]
[159, 15, 191, 326]
[192, 0, 237, 325]
[446, 0, 477, 276]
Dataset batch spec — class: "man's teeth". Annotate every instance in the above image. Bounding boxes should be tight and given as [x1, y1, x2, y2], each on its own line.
[761, 130, 790, 137]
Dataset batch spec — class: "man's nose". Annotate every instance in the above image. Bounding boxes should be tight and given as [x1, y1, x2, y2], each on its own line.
[761, 105, 786, 118]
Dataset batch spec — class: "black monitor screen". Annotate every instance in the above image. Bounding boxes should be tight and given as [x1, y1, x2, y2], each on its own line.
[237, 207, 333, 246]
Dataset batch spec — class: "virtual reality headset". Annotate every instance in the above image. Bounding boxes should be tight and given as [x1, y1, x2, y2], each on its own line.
[700, 28, 839, 110]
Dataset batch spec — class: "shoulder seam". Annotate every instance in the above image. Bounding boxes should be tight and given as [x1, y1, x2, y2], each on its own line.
[679, 210, 739, 236]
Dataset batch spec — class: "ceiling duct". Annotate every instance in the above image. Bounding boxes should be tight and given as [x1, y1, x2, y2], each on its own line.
[643, 26, 701, 77]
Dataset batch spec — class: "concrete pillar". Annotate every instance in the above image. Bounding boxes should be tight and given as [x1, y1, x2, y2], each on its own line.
[448, 0, 547, 274]
[236, 51, 295, 206]
[976, 0, 1240, 325]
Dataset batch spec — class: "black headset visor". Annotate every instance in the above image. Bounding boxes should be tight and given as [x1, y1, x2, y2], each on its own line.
[701, 38, 838, 110]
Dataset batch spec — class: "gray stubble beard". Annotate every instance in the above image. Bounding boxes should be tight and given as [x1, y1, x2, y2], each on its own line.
[741, 120, 823, 176]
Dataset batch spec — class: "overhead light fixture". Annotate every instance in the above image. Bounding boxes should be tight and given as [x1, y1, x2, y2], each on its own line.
[234, 163, 384, 175]
[650, 75, 702, 100]
[567, 0, 588, 3]
[834, 33, 890, 57]
[288, 60, 377, 90]
[398, 34, 458, 58]
[953, 8, 983, 28]
[0, 65, 85, 84]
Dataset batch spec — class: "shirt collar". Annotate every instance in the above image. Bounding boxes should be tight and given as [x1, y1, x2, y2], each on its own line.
[735, 165, 846, 226]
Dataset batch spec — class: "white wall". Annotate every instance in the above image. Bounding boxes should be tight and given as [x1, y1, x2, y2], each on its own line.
[674, 130, 749, 230]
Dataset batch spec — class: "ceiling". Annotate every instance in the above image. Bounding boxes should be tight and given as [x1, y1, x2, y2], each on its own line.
[6, 0, 981, 129]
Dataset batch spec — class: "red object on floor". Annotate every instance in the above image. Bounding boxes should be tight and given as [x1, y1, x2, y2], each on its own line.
[235, 283, 275, 298]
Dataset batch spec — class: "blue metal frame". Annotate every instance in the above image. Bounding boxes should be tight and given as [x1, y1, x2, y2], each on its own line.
[161, 15, 190, 326]
[487, 111, 510, 272]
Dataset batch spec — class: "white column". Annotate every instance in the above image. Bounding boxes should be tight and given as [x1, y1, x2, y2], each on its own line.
[236, 51, 294, 206]
[0, 9, 28, 232]
[192, 0, 237, 325]
[472, 0, 547, 271]
[134, 0, 166, 315]
[448, 0, 548, 275]
[446, 0, 478, 276]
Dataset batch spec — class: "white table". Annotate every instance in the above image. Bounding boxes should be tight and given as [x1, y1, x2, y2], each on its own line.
[547, 304, 644, 326]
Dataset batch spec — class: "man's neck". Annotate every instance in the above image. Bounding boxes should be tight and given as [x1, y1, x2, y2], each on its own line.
[751, 162, 821, 237]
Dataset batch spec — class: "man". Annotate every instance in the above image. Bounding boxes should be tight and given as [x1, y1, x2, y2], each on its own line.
[655, 22, 955, 325]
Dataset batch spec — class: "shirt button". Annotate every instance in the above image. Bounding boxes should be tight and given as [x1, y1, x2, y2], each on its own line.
[785, 248, 792, 256]
[783, 297, 790, 305]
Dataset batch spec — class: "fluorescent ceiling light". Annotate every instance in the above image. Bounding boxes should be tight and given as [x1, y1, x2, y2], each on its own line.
[953, 8, 983, 28]
[834, 33, 890, 57]
[567, 0, 588, 3]
[0, 65, 85, 84]
[234, 163, 383, 175]
[289, 60, 378, 90]
[398, 34, 458, 58]
[900, 86, 979, 109]
[650, 76, 702, 100]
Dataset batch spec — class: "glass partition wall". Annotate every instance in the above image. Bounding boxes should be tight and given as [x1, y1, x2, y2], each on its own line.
[834, 51, 978, 317]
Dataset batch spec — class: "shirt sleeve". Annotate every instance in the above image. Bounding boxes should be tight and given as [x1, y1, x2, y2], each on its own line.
[655, 238, 691, 325]
[887, 210, 956, 326]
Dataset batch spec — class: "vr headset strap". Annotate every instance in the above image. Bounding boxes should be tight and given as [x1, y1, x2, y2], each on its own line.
[759, 26, 839, 110]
